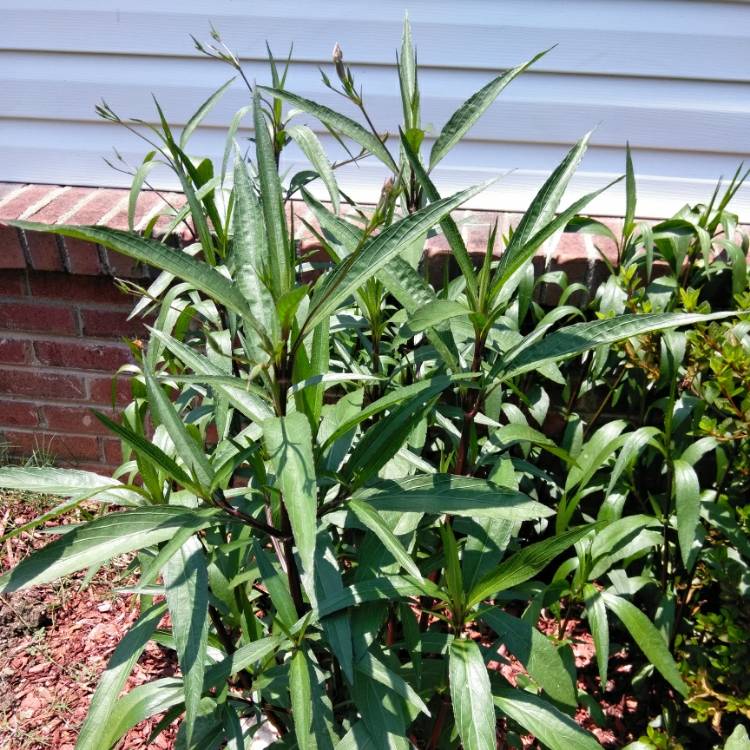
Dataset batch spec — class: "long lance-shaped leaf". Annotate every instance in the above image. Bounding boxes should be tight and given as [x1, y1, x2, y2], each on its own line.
[0, 466, 143, 506]
[290, 649, 315, 750]
[302, 190, 459, 368]
[493, 688, 603, 750]
[489, 176, 622, 303]
[0, 507, 217, 592]
[180, 77, 235, 148]
[232, 159, 278, 343]
[348, 498, 423, 581]
[317, 575, 447, 618]
[490, 131, 591, 293]
[95, 410, 197, 496]
[163, 535, 209, 746]
[493, 311, 740, 382]
[145, 370, 214, 491]
[481, 608, 576, 707]
[583, 583, 610, 687]
[400, 129, 478, 305]
[320, 375, 459, 452]
[75, 602, 167, 750]
[149, 328, 273, 423]
[8, 221, 272, 350]
[263, 413, 318, 597]
[449, 638, 496, 750]
[466, 523, 600, 608]
[353, 474, 553, 521]
[673, 458, 703, 569]
[288, 124, 340, 213]
[260, 86, 398, 172]
[298, 180, 491, 341]
[601, 591, 688, 696]
[429, 49, 550, 171]
[355, 651, 430, 716]
[253, 88, 291, 295]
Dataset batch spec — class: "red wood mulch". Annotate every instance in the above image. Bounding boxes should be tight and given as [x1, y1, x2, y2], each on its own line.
[0, 494, 178, 749]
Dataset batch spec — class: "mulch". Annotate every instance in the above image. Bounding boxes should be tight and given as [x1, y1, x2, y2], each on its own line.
[0, 494, 178, 749]
[0, 492, 642, 749]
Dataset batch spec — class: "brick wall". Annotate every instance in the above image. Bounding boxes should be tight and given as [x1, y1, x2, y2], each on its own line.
[0, 181, 621, 471]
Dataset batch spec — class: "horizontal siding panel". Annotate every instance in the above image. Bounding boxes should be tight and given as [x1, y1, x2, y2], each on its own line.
[0, 0, 748, 218]
[2, 1, 750, 80]
[1, 120, 747, 218]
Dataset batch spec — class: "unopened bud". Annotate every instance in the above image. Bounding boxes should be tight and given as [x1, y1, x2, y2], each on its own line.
[332, 42, 346, 81]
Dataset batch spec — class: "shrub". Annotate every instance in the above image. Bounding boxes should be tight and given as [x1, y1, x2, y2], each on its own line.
[1, 19, 745, 750]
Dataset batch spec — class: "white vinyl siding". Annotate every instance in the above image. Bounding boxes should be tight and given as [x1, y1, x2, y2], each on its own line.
[1, 0, 749, 218]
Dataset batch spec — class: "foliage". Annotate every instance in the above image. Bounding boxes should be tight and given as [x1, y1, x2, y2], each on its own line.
[1, 18, 748, 750]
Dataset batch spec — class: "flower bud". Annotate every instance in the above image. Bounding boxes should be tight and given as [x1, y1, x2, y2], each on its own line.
[332, 42, 346, 82]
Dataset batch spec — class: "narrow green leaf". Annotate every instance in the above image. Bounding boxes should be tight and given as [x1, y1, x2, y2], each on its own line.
[290, 649, 314, 750]
[180, 77, 235, 148]
[430, 48, 549, 170]
[149, 328, 273, 423]
[145, 370, 214, 490]
[583, 584, 609, 688]
[349, 498, 423, 581]
[263, 413, 317, 595]
[163, 535, 209, 746]
[0, 507, 216, 592]
[0, 466, 142, 506]
[300, 180, 491, 339]
[95, 410, 197, 492]
[481, 608, 576, 707]
[601, 591, 688, 696]
[495, 311, 739, 382]
[467, 524, 599, 608]
[8, 221, 271, 348]
[493, 687, 602, 750]
[405, 299, 469, 333]
[673, 458, 702, 569]
[449, 638, 496, 750]
[253, 88, 290, 295]
[253, 540, 298, 627]
[288, 124, 340, 212]
[261, 86, 398, 172]
[356, 474, 552, 522]
[355, 651, 430, 716]
[317, 575, 447, 618]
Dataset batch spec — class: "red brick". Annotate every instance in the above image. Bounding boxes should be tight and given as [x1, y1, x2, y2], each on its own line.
[0, 227, 25, 269]
[65, 238, 102, 275]
[0, 430, 101, 462]
[63, 188, 127, 225]
[29, 272, 129, 305]
[0, 368, 86, 400]
[42, 404, 112, 435]
[26, 187, 93, 224]
[103, 438, 123, 464]
[0, 338, 30, 364]
[88, 375, 132, 406]
[0, 270, 27, 296]
[34, 340, 132, 371]
[0, 185, 61, 222]
[0, 183, 22, 202]
[0, 301, 77, 335]
[0, 401, 39, 428]
[79, 308, 146, 338]
[25, 231, 64, 271]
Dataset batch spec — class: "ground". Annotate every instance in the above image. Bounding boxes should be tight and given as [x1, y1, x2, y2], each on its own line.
[0, 491, 642, 749]
[0, 492, 178, 749]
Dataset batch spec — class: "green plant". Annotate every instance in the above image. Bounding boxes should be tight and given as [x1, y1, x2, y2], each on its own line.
[0, 20, 741, 750]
